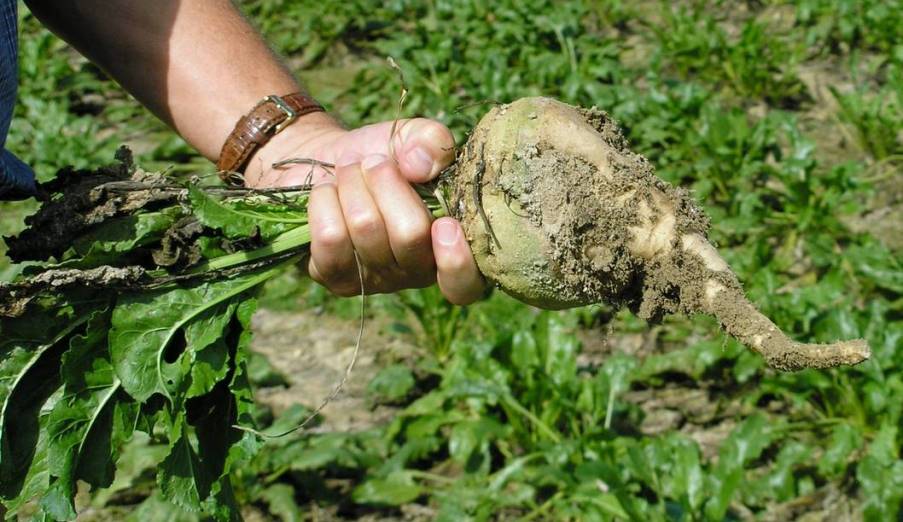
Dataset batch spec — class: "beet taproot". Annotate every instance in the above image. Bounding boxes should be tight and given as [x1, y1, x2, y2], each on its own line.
[443, 97, 869, 371]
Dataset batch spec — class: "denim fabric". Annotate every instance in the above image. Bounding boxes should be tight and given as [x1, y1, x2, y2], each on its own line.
[0, 0, 34, 200]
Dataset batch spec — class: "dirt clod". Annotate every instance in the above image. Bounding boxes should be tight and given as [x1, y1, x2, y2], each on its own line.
[6, 147, 180, 263]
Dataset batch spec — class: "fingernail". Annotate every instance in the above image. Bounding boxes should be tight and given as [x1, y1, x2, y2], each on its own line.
[408, 147, 434, 176]
[435, 219, 458, 246]
[361, 153, 389, 171]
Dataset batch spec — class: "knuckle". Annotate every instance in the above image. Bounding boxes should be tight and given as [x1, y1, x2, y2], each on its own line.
[410, 271, 437, 289]
[310, 181, 337, 199]
[346, 210, 381, 236]
[414, 118, 454, 145]
[447, 292, 478, 306]
[314, 223, 347, 249]
[387, 267, 435, 292]
[335, 158, 362, 177]
[366, 271, 400, 295]
[394, 221, 432, 255]
[314, 266, 343, 287]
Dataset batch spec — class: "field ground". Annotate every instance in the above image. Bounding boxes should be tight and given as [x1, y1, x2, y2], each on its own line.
[2, 0, 902, 520]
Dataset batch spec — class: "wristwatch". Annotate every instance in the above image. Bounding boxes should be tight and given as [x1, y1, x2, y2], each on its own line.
[216, 92, 325, 181]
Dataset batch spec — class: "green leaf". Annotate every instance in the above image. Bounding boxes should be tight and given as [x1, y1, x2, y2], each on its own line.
[188, 185, 258, 240]
[183, 300, 237, 399]
[156, 299, 261, 518]
[285, 440, 349, 472]
[402, 391, 446, 417]
[536, 312, 579, 386]
[705, 413, 775, 520]
[221, 298, 263, 469]
[0, 409, 51, 515]
[575, 492, 630, 519]
[188, 186, 305, 241]
[158, 417, 210, 511]
[818, 422, 862, 478]
[448, 418, 507, 472]
[90, 432, 168, 508]
[510, 329, 539, 374]
[259, 483, 302, 522]
[195, 403, 242, 522]
[186, 339, 230, 400]
[353, 470, 424, 506]
[0, 306, 92, 499]
[367, 364, 415, 403]
[70, 210, 179, 267]
[638, 339, 737, 380]
[573, 460, 645, 521]
[41, 309, 139, 519]
[38, 479, 76, 521]
[257, 404, 312, 441]
[667, 437, 705, 513]
[110, 266, 277, 403]
[125, 491, 200, 522]
[857, 423, 903, 520]
[247, 351, 288, 388]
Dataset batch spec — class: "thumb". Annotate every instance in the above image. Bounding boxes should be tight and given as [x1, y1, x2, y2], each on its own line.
[392, 118, 456, 183]
[432, 217, 486, 305]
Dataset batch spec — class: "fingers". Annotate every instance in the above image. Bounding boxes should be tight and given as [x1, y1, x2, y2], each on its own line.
[336, 159, 394, 270]
[432, 218, 486, 305]
[309, 175, 485, 302]
[308, 158, 437, 295]
[362, 155, 436, 288]
[307, 182, 358, 296]
[302, 120, 481, 303]
[392, 118, 456, 183]
[256, 160, 333, 189]
[334, 118, 456, 184]
[245, 116, 454, 189]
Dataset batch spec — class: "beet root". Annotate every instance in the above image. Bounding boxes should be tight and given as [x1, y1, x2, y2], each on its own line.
[443, 97, 870, 371]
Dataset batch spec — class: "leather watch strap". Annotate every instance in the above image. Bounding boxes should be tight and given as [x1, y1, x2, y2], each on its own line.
[216, 93, 325, 180]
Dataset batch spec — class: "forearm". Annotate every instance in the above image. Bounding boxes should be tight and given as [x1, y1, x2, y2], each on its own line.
[24, 0, 337, 161]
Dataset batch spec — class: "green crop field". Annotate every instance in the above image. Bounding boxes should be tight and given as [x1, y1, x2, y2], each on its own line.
[1, 0, 901, 520]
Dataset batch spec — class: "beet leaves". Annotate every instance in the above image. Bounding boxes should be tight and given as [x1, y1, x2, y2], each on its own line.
[0, 150, 306, 519]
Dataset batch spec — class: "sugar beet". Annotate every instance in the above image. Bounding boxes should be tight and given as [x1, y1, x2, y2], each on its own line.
[444, 97, 869, 371]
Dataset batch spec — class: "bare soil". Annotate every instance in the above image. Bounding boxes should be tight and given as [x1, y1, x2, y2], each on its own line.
[249, 308, 414, 433]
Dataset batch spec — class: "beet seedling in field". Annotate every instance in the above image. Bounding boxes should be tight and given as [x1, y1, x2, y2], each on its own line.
[0, 97, 868, 519]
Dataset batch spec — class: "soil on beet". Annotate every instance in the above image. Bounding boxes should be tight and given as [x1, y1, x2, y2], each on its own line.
[450, 97, 722, 317]
[451, 98, 868, 372]
[451, 98, 789, 356]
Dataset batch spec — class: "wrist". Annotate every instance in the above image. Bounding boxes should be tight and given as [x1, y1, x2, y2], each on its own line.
[241, 111, 346, 186]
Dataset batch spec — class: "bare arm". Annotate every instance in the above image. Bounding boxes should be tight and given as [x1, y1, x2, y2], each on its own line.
[23, 0, 338, 161]
[23, 0, 486, 305]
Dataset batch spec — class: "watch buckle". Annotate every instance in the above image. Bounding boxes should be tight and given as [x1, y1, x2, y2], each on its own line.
[265, 95, 298, 134]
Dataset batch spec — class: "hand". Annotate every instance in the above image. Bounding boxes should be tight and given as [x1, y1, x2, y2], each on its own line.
[243, 113, 486, 305]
